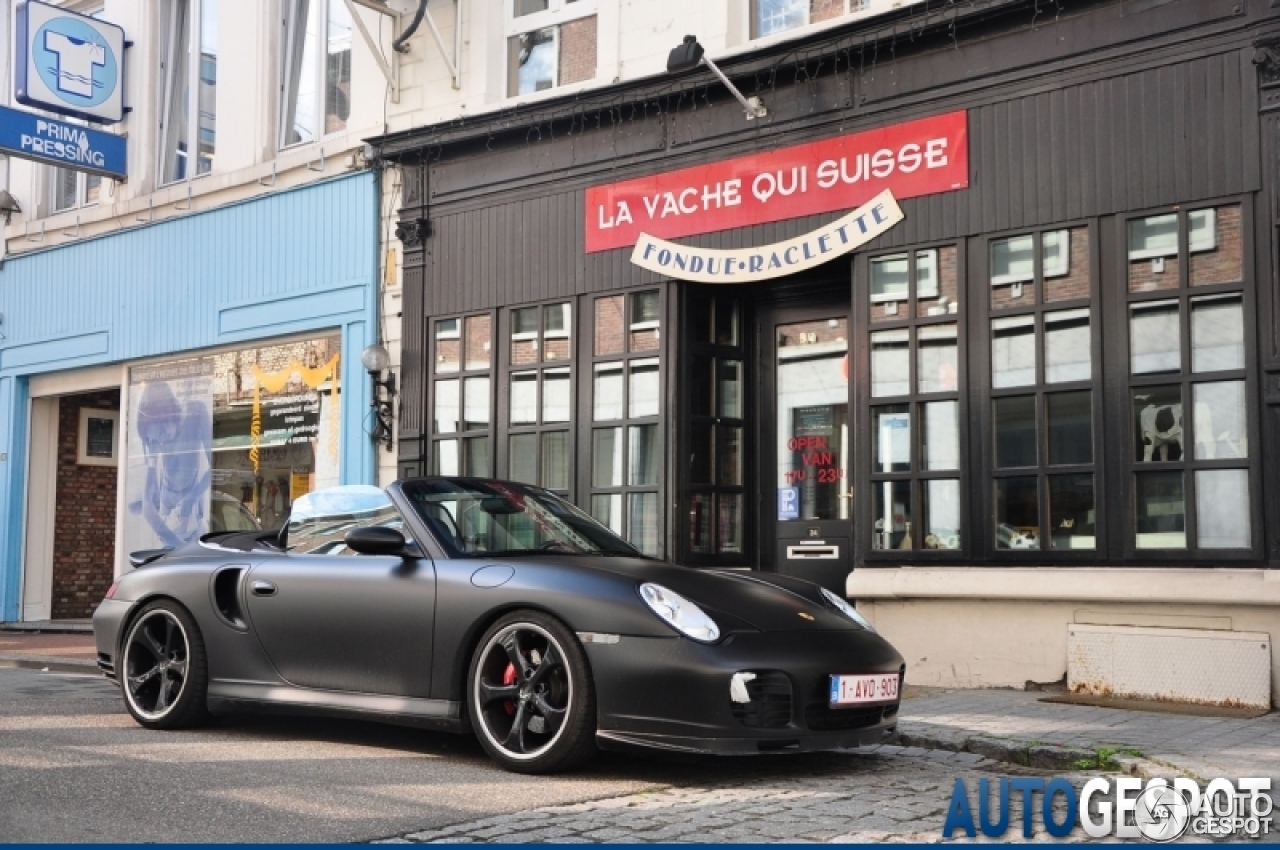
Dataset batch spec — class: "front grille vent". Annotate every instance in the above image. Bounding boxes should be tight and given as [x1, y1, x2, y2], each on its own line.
[730, 671, 793, 728]
[97, 653, 115, 679]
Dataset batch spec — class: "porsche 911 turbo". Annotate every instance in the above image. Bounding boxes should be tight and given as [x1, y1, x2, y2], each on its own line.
[93, 477, 904, 773]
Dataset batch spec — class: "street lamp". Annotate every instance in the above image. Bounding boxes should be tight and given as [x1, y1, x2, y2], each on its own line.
[666, 35, 767, 121]
[361, 343, 397, 451]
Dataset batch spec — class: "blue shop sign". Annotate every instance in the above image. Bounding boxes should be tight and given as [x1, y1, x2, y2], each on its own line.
[0, 105, 127, 181]
[15, 0, 127, 124]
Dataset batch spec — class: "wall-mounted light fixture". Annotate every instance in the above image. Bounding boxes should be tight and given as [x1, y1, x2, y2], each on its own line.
[666, 35, 767, 121]
[0, 190, 21, 226]
[361, 343, 397, 451]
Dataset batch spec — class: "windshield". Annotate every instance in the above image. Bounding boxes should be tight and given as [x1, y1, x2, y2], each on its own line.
[401, 479, 643, 558]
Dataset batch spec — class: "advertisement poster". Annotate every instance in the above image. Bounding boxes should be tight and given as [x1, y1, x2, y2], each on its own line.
[125, 359, 214, 552]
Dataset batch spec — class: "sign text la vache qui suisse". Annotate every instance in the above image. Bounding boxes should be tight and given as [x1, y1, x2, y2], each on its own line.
[585, 110, 968, 283]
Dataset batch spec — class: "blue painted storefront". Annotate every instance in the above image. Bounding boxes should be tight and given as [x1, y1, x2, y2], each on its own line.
[0, 171, 380, 621]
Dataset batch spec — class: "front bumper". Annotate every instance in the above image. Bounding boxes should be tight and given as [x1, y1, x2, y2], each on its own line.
[585, 628, 903, 755]
[91, 598, 132, 680]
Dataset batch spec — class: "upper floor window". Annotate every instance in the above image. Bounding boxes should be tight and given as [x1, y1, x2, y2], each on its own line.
[506, 0, 596, 97]
[751, 0, 868, 39]
[159, 0, 218, 184]
[51, 164, 102, 214]
[280, 0, 352, 148]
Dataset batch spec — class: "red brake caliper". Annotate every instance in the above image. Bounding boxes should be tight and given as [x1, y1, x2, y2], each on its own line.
[502, 662, 518, 715]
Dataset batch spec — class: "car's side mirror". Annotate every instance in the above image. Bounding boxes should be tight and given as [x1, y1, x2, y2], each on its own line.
[344, 526, 408, 556]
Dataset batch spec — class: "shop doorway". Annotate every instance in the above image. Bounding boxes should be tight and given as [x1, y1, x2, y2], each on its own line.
[762, 305, 853, 593]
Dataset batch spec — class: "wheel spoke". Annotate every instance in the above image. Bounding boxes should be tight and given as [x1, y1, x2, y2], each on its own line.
[478, 680, 520, 706]
[133, 626, 165, 661]
[526, 644, 563, 691]
[162, 617, 176, 657]
[154, 673, 172, 711]
[127, 665, 161, 693]
[499, 633, 530, 684]
[532, 693, 567, 735]
[502, 702, 528, 753]
[168, 657, 187, 680]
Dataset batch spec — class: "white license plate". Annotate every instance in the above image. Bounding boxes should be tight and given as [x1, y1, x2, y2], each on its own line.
[829, 673, 899, 706]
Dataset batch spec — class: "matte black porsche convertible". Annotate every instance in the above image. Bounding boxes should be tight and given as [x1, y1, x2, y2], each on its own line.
[93, 478, 904, 773]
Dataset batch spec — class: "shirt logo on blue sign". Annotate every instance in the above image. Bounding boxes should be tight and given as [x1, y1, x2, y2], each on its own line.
[35, 17, 118, 109]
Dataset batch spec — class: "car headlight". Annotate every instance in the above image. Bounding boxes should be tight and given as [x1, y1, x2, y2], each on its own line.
[820, 587, 876, 632]
[639, 583, 720, 642]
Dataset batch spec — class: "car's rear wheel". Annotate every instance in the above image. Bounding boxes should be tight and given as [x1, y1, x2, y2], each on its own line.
[468, 610, 596, 774]
[119, 600, 211, 729]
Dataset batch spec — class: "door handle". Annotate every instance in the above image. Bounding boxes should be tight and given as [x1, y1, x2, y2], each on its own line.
[251, 580, 277, 597]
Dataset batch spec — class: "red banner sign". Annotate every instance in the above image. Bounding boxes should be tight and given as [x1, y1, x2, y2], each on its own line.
[585, 110, 968, 253]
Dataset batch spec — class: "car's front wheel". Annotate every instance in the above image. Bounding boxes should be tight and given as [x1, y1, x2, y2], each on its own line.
[468, 610, 596, 773]
[119, 600, 211, 730]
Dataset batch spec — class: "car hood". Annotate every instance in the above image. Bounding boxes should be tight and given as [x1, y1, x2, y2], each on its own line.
[568, 556, 865, 634]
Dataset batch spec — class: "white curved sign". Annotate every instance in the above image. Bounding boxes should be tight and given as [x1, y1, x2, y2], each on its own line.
[629, 189, 904, 284]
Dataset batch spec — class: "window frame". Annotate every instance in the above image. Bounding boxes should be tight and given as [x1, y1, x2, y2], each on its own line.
[749, 0, 869, 40]
[278, 0, 353, 151]
[504, 0, 597, 98]
[427, 311, 496, 479]
[158, 0, 217, 186]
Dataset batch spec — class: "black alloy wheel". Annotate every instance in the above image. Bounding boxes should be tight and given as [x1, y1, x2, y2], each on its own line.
[468, 610, 596, 774]
[119, 600, 211, 730]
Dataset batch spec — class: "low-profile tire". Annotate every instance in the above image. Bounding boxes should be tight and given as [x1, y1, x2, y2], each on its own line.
[118, 600, 211, 730]
[468, 610, 596, 774]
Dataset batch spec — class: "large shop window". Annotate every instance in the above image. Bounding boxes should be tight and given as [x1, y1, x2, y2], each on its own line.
[984, 226, 1098, 554]
[280, 0, 353, 148]
[1125, 204, 1253, 551]
[506, 0, 597, 97]
[685, 291, 747, 563]
[122, 335, 342, 554]
[504, 302, 574, 494]
[751, 0, 868, 39]
[860, 245, 963, 554]
[430, 314, 494, 477]
[589, 290, 664, 557]
[159, 0, 218, 183]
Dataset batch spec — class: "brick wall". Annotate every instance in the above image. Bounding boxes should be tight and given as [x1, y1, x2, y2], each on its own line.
[559, 16, 597, 87]
[1191, 205, 1243, 286]
[52, 391, 121, 620]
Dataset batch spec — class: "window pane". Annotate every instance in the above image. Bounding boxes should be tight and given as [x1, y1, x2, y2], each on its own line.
[718, 359, 743, 418]
[85, 173, 103, 205]
[690, 293, 713, 345]
[514, 0, 549, 15]
[592, 494, 623, 535]
[992, 315, 1036, 388]
[1191, 295, 1244, 373]
[628, 493, 661, 556]
[870, 329, 909, 397]
[629, 358, 660, 417]
[917, 323, 958, 394]
[543, 303, 571, 361]
[922, 401, 959, 471]
[873, 405, 911, 473]
[629, 290, 661, 351]
[463, 376, 490, 430]
[161, 0, 193, 182]
[508, 28, 557, 97]
[1193, 381, 1247, 460]
[995, 476, 1039, 550]
[433, 439, 459, 476]
[1045, 227, 1090, 302]
[594, 295, 625, 356]
[690, 359, 713, 417]
[755, 0, 806, 37]
[1045, 309, 1091, 383]
[994, 395, 1037, 468]
[870, 253, 909, 302]
[872, 480, 912, 550]
[1130, 301, 1181, 375]
[628, 424, 659, 485]
[510, 371, 538, 425]
[922, 479, 961, 550]
[1190, 206, 1243, 286]
[511, 307, 540, 365]
[435, 319, 461, 372]
[464, 315, 492, 370]
[778, 320, 849, 521]
[509, 433, 537, 484]
[434, 379, 459, 433]
[323, 0, 350, 136]
[991, 234, 1035, 284]
[198, 0, 217, 173]
[1135, 471, 1186, 549]
[1133, 386, 1183, 462]
[464, 436, 490, 477]
[1047, 391, 1092, 465]
[53, 167, 78, 212]
[689, 492, 713, 553]
[690, 420, 712, 485]
[1128, 213, 1179, 292]
[715, 300, 740, 346]
[718, 493, 744, 554]
[593, 363, 624, 421]
[1049, 474, 1095, 550]
[542, 367, 571, 423]
[1195, 469, 1250, 549]
[717, 425, 742, 486]
[918, 245, 959, 318]
[592, 427, 624, 488]
[280, 0, 318, 147]
[541, 431, 570, 491]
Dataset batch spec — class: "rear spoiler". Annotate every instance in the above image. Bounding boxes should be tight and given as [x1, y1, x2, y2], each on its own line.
[129, 549, 172, 568]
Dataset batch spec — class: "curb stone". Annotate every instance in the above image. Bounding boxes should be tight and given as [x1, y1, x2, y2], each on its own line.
[0, 654, 99, 675]
[894, 729, 1167, 778]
